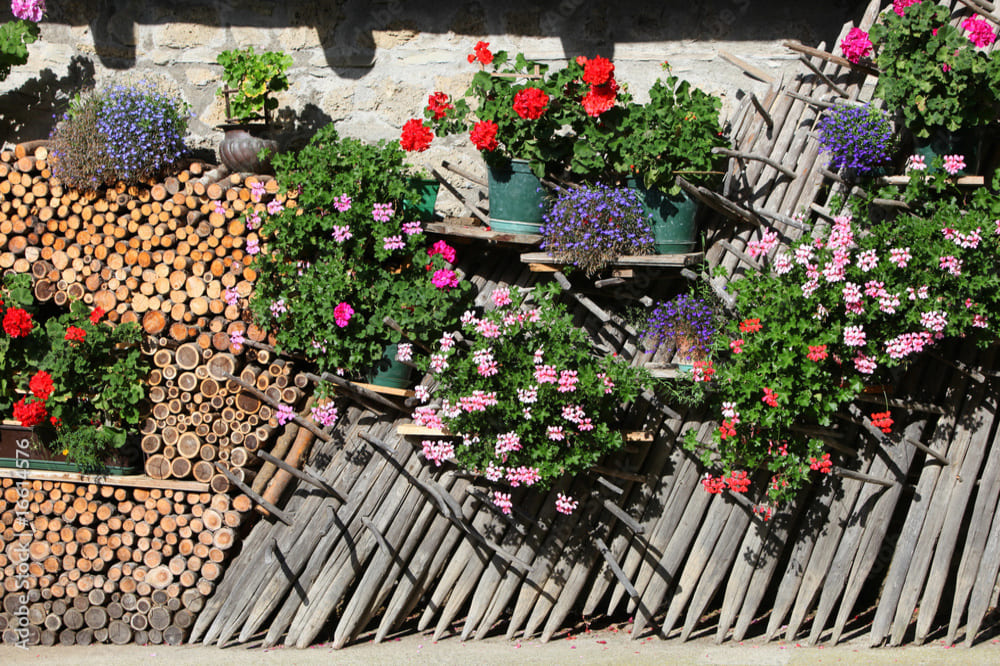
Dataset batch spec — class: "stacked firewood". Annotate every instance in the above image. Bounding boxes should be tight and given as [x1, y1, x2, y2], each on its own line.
[0, 142, 277, 342]
[141, 342, 310, 491]
[0, 141, 313, 484]
[0, 478, 250, 646]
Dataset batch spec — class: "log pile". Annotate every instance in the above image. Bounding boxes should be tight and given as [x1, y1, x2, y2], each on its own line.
[0, 144, 278, 341]
[0, 478, 249, 646]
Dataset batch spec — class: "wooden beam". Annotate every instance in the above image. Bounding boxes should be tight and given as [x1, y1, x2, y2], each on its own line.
[256, 449, 347, 503]
[831, 465, 894, 488]
[595, 537, 639, 601]
[712, 147, 797, 179]
[0, 467, 209, 492]
[783, 40, 879, 76]
[797, 54, 850, 98]
[718, 50, 775, 83]
[425, 220, 541, 246]
[748, 92, 774, 131]
[519, 251, 703, 268]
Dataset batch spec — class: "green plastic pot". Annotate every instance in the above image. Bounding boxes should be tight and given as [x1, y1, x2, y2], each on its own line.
[486, 158, 545, 234]
[911, 127, 982, 175]
[403, 177, 439, 222]
[369, 343, 413, 390]
[626, 179, 698, 254]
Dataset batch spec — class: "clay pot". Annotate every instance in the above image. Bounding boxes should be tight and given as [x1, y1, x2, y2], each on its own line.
[217, 124, 278, 174]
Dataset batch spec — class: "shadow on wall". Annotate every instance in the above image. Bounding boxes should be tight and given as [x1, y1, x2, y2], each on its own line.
[0, 56, 95, 142]
[47, 0, 869, 73]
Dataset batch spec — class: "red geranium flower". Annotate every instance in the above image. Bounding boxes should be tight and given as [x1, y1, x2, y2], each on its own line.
[3, 307, 33, 337]
[468, 41, 493, 65]
[739, 318, 762, 333]
[582, 55, 614, 86]
[581, 80, 618, 117]
[89, 306, 105, 325]
[426, 91, 454, 120]
[65, 325, 87, 342]
[512, 87, 549, 120]
[29, 370, 55, 401]
[469, 120, 499, 151]
[13, 397, 47, 428]
[400, 119, 434, 152]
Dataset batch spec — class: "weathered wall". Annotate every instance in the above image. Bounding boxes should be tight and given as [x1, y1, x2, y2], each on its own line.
[0, 0, 865, 180]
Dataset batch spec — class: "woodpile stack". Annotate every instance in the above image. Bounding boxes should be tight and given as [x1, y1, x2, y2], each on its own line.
[0, 143, 278, 342]
[0, 478, 250, 646]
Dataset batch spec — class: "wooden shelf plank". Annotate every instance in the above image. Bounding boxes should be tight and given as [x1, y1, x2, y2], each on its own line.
[520, 251, 704, 269]
[350, 381, 415, 398]
[425, 220, 541, 246]
[0, 467, 210, 492]
[398, 423, 653, 442]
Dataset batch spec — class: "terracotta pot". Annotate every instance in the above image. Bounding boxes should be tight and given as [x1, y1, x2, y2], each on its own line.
[217, 124, 278, 174]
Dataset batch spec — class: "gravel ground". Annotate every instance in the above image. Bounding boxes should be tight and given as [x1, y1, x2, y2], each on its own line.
[3, 629, 1000, 665]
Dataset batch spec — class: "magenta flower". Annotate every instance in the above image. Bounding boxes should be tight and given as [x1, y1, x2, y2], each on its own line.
[395, 343, 413, 362]
[372, 202, 395, 222]
[839, 27, 873, 64]
[402, 221, 422, 235]
[11, 0, 45, 22]
[331, 225, 352, 242]
[333, 301, 354, 327]
[229, 329, 245, 352]
[275, 404, 296, 426]
[854, 352, 877, 374]
[421, 439, 455, 467]
[431, 269, 459, 289]
[492, 491, 513, 515]
[906, 154, 927, 172]
[963, 17, 997, 48]
[555, 493, 578, 515]
[269, 299, 287, 317]
[893, 0, 920, 16]
[267, 199, 284, 215]
[224, 287, 239, 306]
[843, 325, 866, 347]
[333, 194, 352, 212]
[246, 210, 261, 230]
[943, 154, 966, 175]
[383, 235, 406, 251]
[311, 401, 339, 427]
[249, 181, 266, 202]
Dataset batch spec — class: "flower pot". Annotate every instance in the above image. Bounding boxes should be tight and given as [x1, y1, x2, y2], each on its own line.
[368, 344, 413, 390]
[911, 126, 983, 175]
[486, 158, 545, 234]
[0, 423, 142, 475]
[403, 177, 440, 222]
[627, 179, 698, 254]
[218, 124, 279, 174]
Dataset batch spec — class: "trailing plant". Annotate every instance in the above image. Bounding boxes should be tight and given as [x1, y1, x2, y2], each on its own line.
[690, 167, 1000, 505]
[540, 184, 654, 275]
[217, 47, 293, 123]
[816, 103, 895, 175]
[49, 82, 190, 189]
[409, 281, 648, 515]
[246, 124, 472, 375]
[0, 273, 148, 469]
[641, 293, 718, 361]
[867, 1, 1000, 138]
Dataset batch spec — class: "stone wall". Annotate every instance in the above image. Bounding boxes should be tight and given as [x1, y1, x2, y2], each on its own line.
[0, 0, 866, 187]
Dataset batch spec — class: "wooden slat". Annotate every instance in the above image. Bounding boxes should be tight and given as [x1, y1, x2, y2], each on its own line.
[0, 468, 209, 492]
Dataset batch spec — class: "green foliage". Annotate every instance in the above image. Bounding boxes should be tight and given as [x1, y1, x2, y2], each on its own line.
[415, 282, 649, 486]
[0, 273, 148, 469]
[249, 124, 471, 373]
[870, 2, 1000, 137]
[217, 47, 293, 123]
[0, 19, 38, 81]
[694, 175, 1000, 503]
[578, 70, 730, 194]
[424, 50, 728, 189]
